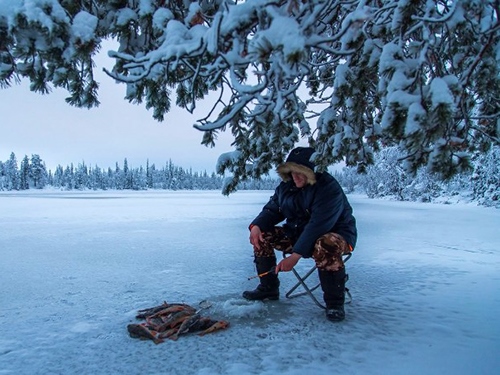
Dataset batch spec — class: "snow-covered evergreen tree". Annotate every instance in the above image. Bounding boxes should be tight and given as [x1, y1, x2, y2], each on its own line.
[333, 168, 361, 194]
[472, 146, 500, 207]
[132, 166, 147, 190]
[123, 158, 134, 189]
[4, 152, 19, 190]
[63, 164, 74, 190]
[0, 161, 5, 190]
[106, 167, 114, 189]
[53, 165, 64, 188]
[19, 155, 30, 190]
[363, 147, 410, 199]
[1, 1, 498, 193]
[30, 154, 48, 189]
[146, 159, 153, 189]
[114, 162, 124, 190]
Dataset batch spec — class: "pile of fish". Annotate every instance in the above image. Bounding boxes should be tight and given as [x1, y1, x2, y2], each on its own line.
[127, 301, 229, 343]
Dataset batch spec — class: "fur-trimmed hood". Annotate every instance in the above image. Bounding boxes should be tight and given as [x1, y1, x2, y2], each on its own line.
[277, 147, 317, 185]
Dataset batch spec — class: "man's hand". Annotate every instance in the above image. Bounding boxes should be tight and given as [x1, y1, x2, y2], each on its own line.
[276, 252, 302, 273]
[249, 225, 264, 250]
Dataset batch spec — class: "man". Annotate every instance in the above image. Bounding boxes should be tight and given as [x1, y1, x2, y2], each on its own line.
[243, 147, 357, 322]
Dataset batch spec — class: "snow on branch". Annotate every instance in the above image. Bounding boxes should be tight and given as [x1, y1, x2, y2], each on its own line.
[1, 0, 499, 193]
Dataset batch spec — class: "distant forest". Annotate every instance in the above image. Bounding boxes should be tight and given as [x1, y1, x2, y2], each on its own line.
[0, 152, 278, 191]
[1, 147, 498, 208]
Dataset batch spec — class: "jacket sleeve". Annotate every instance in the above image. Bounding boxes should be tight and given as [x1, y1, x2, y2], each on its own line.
[292, 178, 345, 257]
[250, 189, 285, 232]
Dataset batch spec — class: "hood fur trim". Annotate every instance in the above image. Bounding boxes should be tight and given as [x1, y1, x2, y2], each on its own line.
[277, 162, 316, 185]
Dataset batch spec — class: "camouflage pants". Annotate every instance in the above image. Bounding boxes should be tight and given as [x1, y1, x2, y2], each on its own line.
[253, 226, 352, 271]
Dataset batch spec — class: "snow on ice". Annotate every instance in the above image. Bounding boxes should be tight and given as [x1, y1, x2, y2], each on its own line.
[0, 190, 498, 375]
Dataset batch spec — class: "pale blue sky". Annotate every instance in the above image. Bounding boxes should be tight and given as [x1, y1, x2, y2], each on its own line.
[0, 44, 233, 173]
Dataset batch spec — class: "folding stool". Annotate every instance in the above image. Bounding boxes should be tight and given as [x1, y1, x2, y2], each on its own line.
[283, 252, 352, 310]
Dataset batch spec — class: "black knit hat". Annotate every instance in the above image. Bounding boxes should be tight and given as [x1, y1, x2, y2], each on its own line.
[277, 147, 316, 185]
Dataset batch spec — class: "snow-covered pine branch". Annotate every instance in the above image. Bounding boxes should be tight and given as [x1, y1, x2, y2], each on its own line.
[1, 0, 498, 194]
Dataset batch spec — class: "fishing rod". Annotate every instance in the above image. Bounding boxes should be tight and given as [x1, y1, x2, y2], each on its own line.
[247, 267, 279, 280]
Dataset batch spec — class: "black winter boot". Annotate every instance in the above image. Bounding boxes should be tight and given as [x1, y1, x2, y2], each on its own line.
[243, 257, 280, 301]
[318, 268, 347, 322]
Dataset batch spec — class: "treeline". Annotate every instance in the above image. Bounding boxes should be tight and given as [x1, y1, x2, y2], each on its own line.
[0, 152, 278, 191]
[3, 147, 498, 208]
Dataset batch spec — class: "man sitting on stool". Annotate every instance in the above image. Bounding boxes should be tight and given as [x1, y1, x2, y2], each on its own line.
[243, 147, 357, 322]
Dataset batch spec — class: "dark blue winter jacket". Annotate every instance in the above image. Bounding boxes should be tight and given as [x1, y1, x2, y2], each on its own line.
[251, 172, 357, 258]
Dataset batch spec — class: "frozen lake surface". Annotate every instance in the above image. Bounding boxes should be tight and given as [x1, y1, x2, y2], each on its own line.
[0, 190, 499, 375]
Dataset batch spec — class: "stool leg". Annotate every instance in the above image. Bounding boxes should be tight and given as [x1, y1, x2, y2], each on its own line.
[288, 267, 326, 309]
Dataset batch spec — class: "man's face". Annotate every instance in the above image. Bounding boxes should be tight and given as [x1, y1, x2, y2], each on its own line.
[291, 172, 308, 188]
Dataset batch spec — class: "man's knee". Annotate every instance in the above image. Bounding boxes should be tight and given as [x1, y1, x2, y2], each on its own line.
[316, 233, 350, 255]
[312, 233, 349, 271]
[260, 227, 293, 254]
